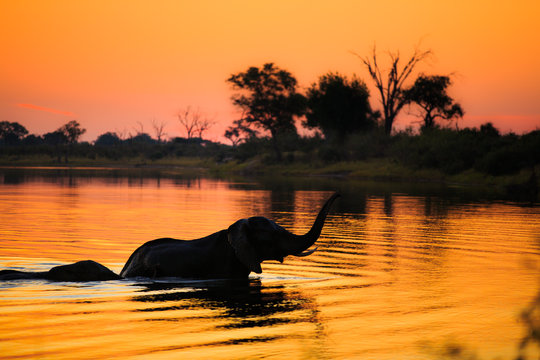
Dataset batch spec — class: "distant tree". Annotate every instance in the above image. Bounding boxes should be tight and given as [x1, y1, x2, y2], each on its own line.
[177, 107, 198, 139]
[479, 122, 500, 137]
[224, 117, 259, 147]
[131, 121, 145, 139]
[227, 63, 306, 160]
[195, 116, 214, 139]
[305, 72, 378, 141]
[403, 74, 463, 130]
[57, 120, 86, 144]
[47, 120, 86, 163]
[224, 126, 242, 147]
[177, 107, 214, 140]
[0, 121, 28, 145]
[95, 132, 122, 146]
[355, 46, 431, 135]
[43, 130, 68, 146]
[131, 133, 156, 144]
[21, 134, 43, 146]
[151, 118, 167, 143]
[43, 130, 68, 162]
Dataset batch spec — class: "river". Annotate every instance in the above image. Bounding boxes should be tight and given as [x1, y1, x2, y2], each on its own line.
[0, 167, 538, 359]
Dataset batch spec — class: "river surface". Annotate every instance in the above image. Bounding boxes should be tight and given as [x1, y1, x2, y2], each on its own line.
[0, 168, 539, 359]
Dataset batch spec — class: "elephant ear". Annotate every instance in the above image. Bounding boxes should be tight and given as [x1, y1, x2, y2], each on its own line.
[227, 219, 262, 274]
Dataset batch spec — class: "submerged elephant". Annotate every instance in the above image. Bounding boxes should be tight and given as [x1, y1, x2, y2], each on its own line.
[0, 193, 339, 281]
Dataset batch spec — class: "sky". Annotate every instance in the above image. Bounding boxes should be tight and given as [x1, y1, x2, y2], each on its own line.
[1, 0, 539, 142]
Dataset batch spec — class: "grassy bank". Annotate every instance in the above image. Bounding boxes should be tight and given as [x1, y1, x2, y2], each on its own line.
[2, 153, 537, 195]
[211, 156, 538, 190]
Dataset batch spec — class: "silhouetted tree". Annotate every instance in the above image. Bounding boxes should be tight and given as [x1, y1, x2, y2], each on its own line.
[43, 130, 68, 162]
[227, 63, 306, 160]
[95, 132, 121, 146]
[151, 118, 167, 143]
[356, 46, 431, 135]
[480, 122, 500, 137]
[224, 126, 242, 147]
[224, 117, 259, 147]
[305, 72, 378, 141]
[177, 107, 214, 140]
[52, 120, 86, 162]
[195, 117, 214, 139]
[58, 120, 86, 144]
[403, 74, 463, 130]
[43, 131, 67, 145]
[131, 133, 155, 144]
[21, 134, 43, 146]
[0, 121, 28, 145]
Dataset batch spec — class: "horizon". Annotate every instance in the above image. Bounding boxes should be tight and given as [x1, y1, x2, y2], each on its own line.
[1, 1, 539, 142]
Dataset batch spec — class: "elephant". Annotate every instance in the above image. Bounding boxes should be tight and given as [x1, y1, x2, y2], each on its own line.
[0, 193, 339, 281]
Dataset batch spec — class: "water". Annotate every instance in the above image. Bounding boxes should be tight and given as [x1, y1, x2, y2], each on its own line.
[0, 168, 539, 359]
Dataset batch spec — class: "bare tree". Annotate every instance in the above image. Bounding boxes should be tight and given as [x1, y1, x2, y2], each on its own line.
[177, 106, 200, 139]
[131, 121, 145, 138]
[354, 46, 431, 135]
[115, 128, 129, 141]
[151, 118, 168, 143]
[177, 106, 214, 140]
[195, 116, 215, 139]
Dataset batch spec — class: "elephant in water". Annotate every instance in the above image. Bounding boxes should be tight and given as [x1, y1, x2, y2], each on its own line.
[0, 193, 339, 281]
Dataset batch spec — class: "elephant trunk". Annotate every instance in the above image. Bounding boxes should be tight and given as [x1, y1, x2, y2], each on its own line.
[285, 192, 340, 256]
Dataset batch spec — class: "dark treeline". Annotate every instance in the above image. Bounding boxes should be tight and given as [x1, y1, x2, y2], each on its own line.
[1, 118, 539, 181]
[0, 121, 228, 163]
[1, 47, 539, 182]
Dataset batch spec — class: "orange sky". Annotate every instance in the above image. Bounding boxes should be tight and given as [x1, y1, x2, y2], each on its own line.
[1, 0, 539, 142]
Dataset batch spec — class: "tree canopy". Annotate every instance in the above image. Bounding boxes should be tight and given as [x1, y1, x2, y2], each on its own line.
[0, 121, 28, 145]
[57, 120, 86, 144]
[403, 74, 463, 130]
[227, 63, 306, 160]
[305, 73, 378, 141]
[95, 132, 122, 146]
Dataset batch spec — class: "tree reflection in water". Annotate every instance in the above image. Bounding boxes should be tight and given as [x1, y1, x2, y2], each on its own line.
[517, 282, 540, 360]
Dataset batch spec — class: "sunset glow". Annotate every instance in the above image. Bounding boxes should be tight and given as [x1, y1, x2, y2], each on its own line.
[1, 0, 539, 141]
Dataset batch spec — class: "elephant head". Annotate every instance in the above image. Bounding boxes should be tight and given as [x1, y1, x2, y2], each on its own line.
[227, 193, 339, 273]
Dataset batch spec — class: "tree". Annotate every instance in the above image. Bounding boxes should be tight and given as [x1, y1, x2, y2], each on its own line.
[177, 107, 214, 140]
[195, 116, 214, 139]
[0, 121, 28, 145]
[151, 118, 167, 143]
[43, 131, 68, 146]
[356, 46, 431, 135]
[224, 126, 242, 147]
[49, 120, 86, 163]
[227, 63, 306, 160]
[95, 132, 122, 146]
[22, 134, 44, 146]
[403, 74, 463, 130]
[43, 130, 68, 162]
[224, 118, 259, 147]
[58, 120, 86, 144]
[305, 72, 378, 141]
[131, 133, 155, 144]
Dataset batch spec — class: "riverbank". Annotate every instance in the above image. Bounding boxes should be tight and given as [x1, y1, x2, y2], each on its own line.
[1, 154, 538, 196]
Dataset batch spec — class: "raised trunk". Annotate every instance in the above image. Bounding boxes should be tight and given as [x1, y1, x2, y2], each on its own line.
[285, 193, 340, 255]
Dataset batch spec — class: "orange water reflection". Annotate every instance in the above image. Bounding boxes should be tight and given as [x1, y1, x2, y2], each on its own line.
[0, 173, 539, 359]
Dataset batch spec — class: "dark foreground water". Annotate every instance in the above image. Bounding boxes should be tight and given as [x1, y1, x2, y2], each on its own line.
[0, 168, 539, 359]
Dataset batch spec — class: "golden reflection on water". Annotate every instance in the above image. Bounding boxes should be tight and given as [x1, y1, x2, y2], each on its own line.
[0, 172, 539, 359]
